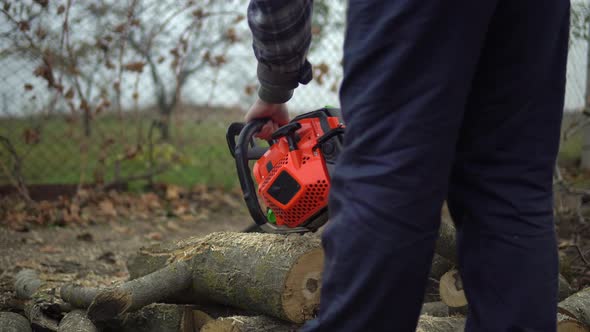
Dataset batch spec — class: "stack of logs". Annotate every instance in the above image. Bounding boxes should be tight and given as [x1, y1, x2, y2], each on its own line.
[2, 220, 590, 332]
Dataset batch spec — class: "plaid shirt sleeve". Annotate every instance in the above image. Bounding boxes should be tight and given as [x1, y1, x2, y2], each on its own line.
[247, 0, 314, 103]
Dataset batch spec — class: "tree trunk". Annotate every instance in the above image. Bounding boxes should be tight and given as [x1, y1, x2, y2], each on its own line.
[57, 310, 98, 332]
[0, 312, 32, 332]
[416, 315, 466, 332]
[65, 232, 324, 324]
[200, 315, 300, 332]
[558, 287, 590, 327]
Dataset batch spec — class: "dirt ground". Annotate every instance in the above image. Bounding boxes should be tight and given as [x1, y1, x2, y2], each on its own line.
[1, 183, 590, 322]
[0, 210, 252, 312]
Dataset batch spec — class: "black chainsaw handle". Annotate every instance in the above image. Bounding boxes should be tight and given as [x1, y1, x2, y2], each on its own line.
[226, 122, 269, 160]
[234, 118, 270, 226]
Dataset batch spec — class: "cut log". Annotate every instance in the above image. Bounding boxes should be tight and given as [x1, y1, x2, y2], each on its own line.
[201, 315, 300, 332]
[65, 232, 323, 324]
[435, 218, 457, 263]
[558, 287, 590, 327]
[189, 232, 323, 323]
[57, 310, 98, 332]
[439, 270, 467, 308]
[420, 302, 449, 317]
[0, 312, 32, 332]
[113, 304, 212, 332]
[557, 313, 588, 332]
[430, 254, 454, 280]
[559, 275, 575, 302]
[24, 300, 59, 331]
[439, 269, 572, 308]
[109, 303, 258, 332]
[14, 270, 41, 300]
[13, 269, 67, 331]
[416, 315, 466, 332]
[60, 286, 101, 310]
[61, 260, 192, 322]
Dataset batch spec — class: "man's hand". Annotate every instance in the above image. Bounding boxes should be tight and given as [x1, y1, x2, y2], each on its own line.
[245, 98, 289, 140]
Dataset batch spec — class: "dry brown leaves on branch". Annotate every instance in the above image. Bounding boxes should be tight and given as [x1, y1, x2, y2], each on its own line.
[0, 185, 244, 232]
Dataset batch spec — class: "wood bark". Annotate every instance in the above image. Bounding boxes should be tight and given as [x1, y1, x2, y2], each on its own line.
[105, 304, 212, 332]
[430, 254, 454, 280]
[558, 287, 590, 327]
[557, 313, 588, 332]
[24, 300, 59, 332]
[60, 286, 101, 310]
[435, 218, 457, 263]
[12, 269, 70, 331]
[200, 315, 300, 332]
[57, 310, 98, 332]
[0, 312, 32, 332]
[420, 302, 449, 317]
[416, 315, 466, 332]
[559, 275, 575, 302]
[65, 232, 323, 324]
[104, 303, 257, 332]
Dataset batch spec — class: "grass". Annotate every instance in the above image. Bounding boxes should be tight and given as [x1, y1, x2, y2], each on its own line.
[0, 106, 246, 190]
[0, 108, 587, 191]
[559, 131, 582, 167]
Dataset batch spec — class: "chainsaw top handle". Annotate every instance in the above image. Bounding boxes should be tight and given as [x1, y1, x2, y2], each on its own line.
[228, 118, 311, 234]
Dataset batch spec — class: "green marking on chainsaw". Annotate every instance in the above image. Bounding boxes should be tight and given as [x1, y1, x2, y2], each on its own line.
[267, 209, 277, 224]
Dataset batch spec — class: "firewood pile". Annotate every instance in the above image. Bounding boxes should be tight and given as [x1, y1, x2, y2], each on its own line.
[1, 220, 588, 332]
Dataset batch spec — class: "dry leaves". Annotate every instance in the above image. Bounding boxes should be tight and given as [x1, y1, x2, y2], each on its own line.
[122, 61, 145, 73]
[40, 245, 63, 254]
[1, 184, 244, 230]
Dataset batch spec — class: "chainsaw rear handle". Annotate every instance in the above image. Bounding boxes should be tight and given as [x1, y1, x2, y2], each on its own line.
[230, 119, 311, 234]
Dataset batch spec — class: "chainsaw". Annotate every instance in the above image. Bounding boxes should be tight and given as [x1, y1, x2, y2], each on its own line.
[226, 107, 345, 234]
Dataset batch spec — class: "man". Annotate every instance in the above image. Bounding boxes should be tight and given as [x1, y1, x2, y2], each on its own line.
[245, 1, 570, 331]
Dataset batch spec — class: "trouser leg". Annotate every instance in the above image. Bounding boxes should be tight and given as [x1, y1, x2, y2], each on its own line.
[446, 1, 570, 331]
[300, 1, 498, 331]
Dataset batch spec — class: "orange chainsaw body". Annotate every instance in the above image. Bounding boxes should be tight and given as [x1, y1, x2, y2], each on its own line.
[253, 116, 342, 228]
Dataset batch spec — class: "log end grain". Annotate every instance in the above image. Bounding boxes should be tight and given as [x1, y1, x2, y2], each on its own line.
[282, 248, 324, 323]
[439, 270, 467, 308]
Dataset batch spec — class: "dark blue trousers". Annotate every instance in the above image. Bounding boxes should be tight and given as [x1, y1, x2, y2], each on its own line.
[300, 0, 570, 331]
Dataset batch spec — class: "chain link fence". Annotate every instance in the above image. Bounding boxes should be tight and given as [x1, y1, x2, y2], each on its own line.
[0, 0, 588, 193]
